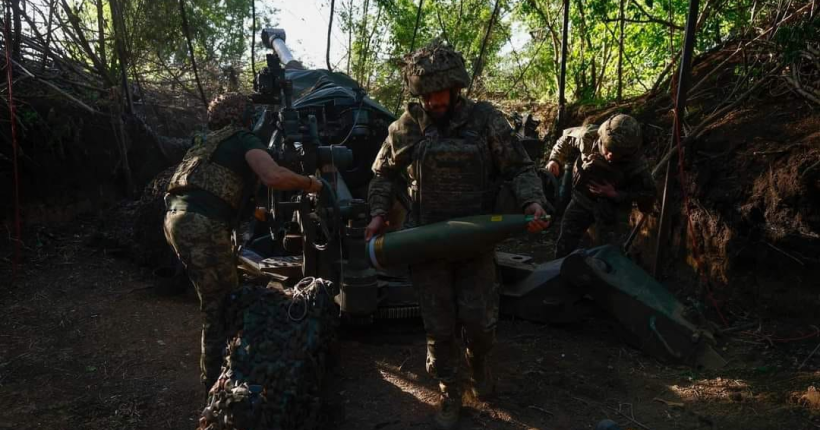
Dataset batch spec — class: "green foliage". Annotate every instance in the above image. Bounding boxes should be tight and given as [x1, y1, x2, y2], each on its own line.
[773, 16, 820, 63]
[66, 0, 277, 100]
[340, 0, 804, 109]
[19, 109, 40, 127]
[57, 0, 811, 110]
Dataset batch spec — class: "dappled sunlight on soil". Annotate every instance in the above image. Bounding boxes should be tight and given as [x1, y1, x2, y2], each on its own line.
[669, 377, 751, 402]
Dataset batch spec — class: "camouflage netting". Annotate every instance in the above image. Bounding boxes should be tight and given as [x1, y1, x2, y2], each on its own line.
[198, 278, 340, 430]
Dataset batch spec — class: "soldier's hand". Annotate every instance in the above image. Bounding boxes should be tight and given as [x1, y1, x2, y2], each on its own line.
[524, 203, 551, 233]
[306, 175, 323, 194]
[546, 160, 561, 177]
[589, 181, 618, 199]
[364, 215, 387, 241]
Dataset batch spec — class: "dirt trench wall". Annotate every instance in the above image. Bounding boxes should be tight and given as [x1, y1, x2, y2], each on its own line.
[631, 98, 820, 320]
[0, 97, 198, 226]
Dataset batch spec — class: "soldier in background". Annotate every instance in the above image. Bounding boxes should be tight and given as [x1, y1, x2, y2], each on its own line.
[364, 40, 552, 430]
[163, 92, 323, 394]
[545, 114, 656, 258]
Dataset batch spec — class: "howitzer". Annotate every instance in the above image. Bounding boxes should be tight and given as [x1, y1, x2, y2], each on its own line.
[237, 32, 725, 372]
[239, 31, 566, 321]
[239, 28, 579, 322]
[240, 28, 398, 318]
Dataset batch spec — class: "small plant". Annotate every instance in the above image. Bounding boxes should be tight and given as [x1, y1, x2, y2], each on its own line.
[19, 108, 39, 127]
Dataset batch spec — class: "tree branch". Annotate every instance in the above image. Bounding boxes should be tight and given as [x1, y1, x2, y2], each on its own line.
[10, 0, 23, 60]
[603, 21, 650, 93]
[435, 6, 450, 46]
[527, 0, 562, 89]
[95, 0, 107, 68]
[629, 0, 683, 30]
[154, 50, 203, 103]
[43, 0, 56, 71]
[689, 2, 814, 95]
[784, 66, 820, 105]
[59, 0, 114, 86]
[8, 58, 97, 114]
[178, 0, 208, 108]
[604, 17, 684, 30]
[652, 66, 783, 176]
[251, 0, 256, 78]
[326, 0, 335, 71]
[467, 0, 502, 97]
[650, 0, 720, 94]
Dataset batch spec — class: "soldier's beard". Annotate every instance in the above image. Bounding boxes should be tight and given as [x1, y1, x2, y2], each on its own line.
[426, 91, 459, 127]
[429, 108, 453, 127]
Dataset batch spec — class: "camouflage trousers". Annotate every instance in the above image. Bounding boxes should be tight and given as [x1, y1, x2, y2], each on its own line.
[163, 210, 238, 391]
[409, 251, 499, 393]
[554, 199, 626, 258]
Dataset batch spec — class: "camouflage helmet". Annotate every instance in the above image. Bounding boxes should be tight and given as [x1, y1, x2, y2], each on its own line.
[207, 92, 254, 130]
[402, 39, 471, 96]
[598, 114, 642, 155]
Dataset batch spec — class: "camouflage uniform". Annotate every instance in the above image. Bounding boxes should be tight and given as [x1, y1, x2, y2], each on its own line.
[368, 41, 548, 414]
[163, 211, 237, 390]
[549, 115, 656, 258]
[163, 93, 258, 391]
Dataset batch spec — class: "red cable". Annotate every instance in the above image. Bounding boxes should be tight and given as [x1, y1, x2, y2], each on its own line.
[769, 329, 820, 343]
[4, 8, 22, 280]
[670, 102, 729, 327]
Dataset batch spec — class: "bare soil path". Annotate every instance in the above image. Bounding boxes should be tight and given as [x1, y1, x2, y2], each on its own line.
[1, 224, 818, 430]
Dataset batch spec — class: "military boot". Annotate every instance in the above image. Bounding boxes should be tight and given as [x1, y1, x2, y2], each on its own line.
[466, 353, 495, 400]
[434, 382, 462, 430]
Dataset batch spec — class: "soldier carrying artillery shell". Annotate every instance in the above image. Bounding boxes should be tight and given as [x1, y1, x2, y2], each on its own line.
[365, 39, 552, 430]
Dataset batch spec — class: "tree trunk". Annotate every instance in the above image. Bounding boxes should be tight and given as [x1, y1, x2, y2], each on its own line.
[107, 0, 135, 197]
[597, 38, 612, 97]
[617, 0, 625, 101]
[347, 0, 353, 75]
[10, 0, 22, 61]
[357, 0, 371, 83]
[42, 0, 56, 71]
[467, 0, 501, 97]
[326, 0, 335, 71]
[179, 0, 208, 108]
[109, 0, 133, 113]
[361, 4, 383, 91]
[528, 0, 562, 94]
[251, 0, 256, 79]
[557, 0, 570, 130]
[96, 0, 108, 69]
[453, 0, 464, 51]
[576, 0, 597, 98]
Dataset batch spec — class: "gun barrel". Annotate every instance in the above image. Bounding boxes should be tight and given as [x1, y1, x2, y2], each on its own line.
[367, 214, 549, 268]
[261, 28, 305, 70]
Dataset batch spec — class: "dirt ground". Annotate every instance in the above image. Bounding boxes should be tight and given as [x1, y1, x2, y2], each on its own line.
[2, 220, 819, 430]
